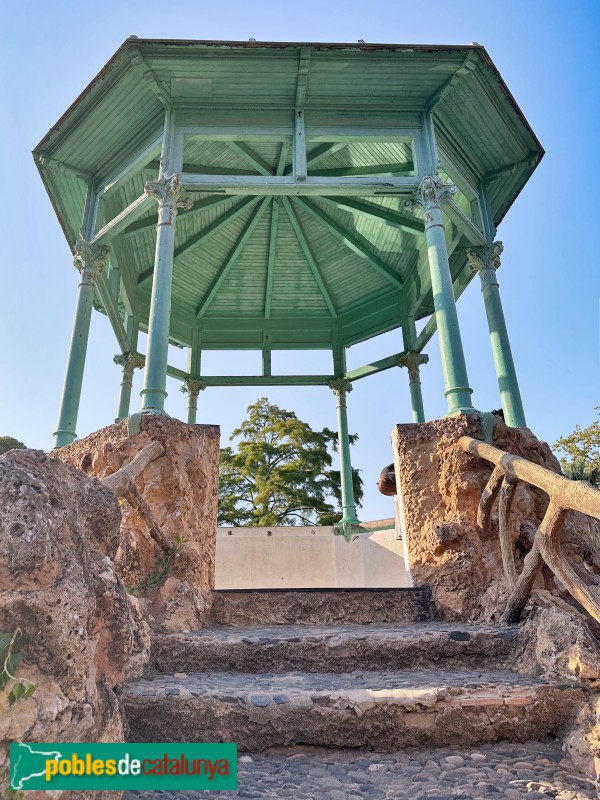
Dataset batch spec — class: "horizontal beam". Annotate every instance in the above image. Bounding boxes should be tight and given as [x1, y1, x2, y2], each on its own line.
[182, 174, 421, 196]
[442, 198, 486, 246]
[346, 351, 405, 381]
[320, 196, 423, 236]
[312, 162, 414, 177]
[93, 194, 154, 245]
[190, 375, 335, 387]
[146, 159, 258, 176]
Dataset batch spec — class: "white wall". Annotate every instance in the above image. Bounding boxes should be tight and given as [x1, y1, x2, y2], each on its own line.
[215, 522, 411, 589]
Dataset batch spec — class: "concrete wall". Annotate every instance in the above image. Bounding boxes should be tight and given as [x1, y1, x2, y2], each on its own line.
[215, 521, 411, 589]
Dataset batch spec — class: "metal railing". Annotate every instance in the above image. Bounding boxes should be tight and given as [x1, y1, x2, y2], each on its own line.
[459, 436, 600, 624]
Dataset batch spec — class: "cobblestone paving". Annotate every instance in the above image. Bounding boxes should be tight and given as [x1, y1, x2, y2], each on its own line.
[124, 741, 598, 798]
[126, 668, 557, 700]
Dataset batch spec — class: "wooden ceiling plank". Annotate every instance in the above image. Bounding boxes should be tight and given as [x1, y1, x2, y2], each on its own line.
[282, 197, 337, 318]
[196, 197, 272, 318]
[293, 197, 404, 288]
[227, 142, 274, 175]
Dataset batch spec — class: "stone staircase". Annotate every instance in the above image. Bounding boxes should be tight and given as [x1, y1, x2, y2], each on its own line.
[124, 588, 586, 752]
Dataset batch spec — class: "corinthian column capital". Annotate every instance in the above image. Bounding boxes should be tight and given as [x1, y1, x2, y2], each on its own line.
[329, 378, 353, 397]
[405, 176, 456, 216]
[114, 352, 145, 383]
[466, 241, 504, 275]
[181, 379, 207, 403]
[73, 240, 110, 287]
[397, 351, 429, 383]
[144, 173, 192, 211]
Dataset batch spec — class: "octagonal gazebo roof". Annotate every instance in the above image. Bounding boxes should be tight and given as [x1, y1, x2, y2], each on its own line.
[34, 38, 542, 360]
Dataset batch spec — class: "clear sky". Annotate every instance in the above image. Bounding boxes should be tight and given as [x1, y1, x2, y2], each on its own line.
[1, 0, 598, 522]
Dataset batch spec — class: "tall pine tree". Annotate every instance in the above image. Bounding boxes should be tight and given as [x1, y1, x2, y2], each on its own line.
[218, 398, 363, 526]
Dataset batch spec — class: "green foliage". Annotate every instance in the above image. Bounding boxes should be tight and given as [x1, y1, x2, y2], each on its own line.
[127, 536, 188, 594]
[563, 461, 600, 489]
[218, 398, 363, 527]
[0, 437, 26, 456]
[554, 407, 600, 475]
[0, 629, 36, 706]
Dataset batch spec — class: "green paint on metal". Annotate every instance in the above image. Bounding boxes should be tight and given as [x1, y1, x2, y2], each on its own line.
[141, 171, 192, 414]
[34, 40, 540, 430]
[54, 239, 109, 448]
[127, 412, 142, 436]
[329, 378, 360, 529]
[407, 177, 475, 416]
[467, 243, 527, 427]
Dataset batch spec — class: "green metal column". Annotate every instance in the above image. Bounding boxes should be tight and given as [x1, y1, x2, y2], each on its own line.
[397, 351, 429, 422]
[467, 242, 527, 427]
[181, 379, 207, 424]
[53, 241, 109, 448]
[329, 379, 360, 529]
[407, 177, 475, 415]
[140, 174, 191, 414]
[114, 352, 145, 421]
[399, 317, 428, 423]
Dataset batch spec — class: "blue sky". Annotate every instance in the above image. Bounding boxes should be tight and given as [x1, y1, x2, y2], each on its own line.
[1, 0, 598, 522]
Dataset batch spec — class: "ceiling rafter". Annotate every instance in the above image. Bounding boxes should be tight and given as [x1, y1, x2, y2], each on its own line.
[264, 199, 279, 319]
[137, 195, 262, 285]
[283, 142, 347, 176]
[174, 195, 262, 260]
[227, 142, 274, 176]
[319, 196, 424, 236]
[125, 195, 234, 239]
[276, 142, 290, 176]
[145, 159, 258, 177]
[293, 197, 404, 288]
[196, 197, 272, 318]
[282, 197, 337, 318]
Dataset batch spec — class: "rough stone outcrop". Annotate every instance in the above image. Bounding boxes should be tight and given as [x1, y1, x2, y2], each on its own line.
[0, 448, 148, 799]
[392, 416, 599, 622]
[54, 417, 220, 632]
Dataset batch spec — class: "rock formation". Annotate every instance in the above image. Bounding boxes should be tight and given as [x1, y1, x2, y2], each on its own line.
[0, 448, 149, 799]
[392, 415, 600, 625]
[54, 416, 220, 632]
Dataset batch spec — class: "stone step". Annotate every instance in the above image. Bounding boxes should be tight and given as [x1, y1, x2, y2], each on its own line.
[124, 669, 584, 752]
[151, 622, 520, 675]
[210, 587, 433, 626]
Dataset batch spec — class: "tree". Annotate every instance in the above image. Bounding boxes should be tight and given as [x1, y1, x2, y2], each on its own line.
[218, 397, 363, 527]
[0, 437, 26, 456]
[554, 407, 600, 485]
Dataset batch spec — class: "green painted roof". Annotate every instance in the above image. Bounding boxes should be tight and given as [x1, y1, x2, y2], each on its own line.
[34, 39, 543, 353]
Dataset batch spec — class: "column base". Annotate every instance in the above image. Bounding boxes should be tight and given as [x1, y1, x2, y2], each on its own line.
[444, 407, 480, 418]
[53, 429, 76, 448]
[333, 517, 361, 542]
[140, 386, 168, 415]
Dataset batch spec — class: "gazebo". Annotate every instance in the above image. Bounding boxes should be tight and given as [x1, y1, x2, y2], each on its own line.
[34, 38, 542, 534]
